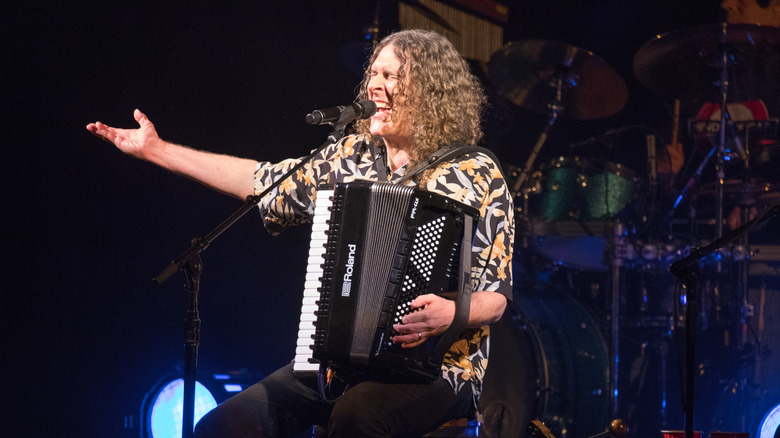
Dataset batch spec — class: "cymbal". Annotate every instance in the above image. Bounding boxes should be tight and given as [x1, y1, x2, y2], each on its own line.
[487, 40, 628, 120]
[633, 23, 780, 103]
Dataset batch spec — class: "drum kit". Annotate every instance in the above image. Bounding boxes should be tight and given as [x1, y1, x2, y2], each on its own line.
[478, 22, 780, 438]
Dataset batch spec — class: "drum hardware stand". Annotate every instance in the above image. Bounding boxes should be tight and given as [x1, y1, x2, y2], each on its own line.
[710, 22, 759, 431]
[670, 203, 780, 438]
[608, 220, 629, 418]
[151, 120, 353, 438]
[668, 145, 716, 217]
[667, 22, 756, 241]
[510, 73, 566, 199]
[511, 75, 565, 267]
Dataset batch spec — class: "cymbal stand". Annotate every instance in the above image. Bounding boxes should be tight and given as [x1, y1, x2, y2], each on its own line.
[714, 21, 731, 241]
[666, 23, 734, 235]
[608, 221, 629, 419]
[510, 72, 566, 198]
[511, 74, 565, 261]
[713, 22, 756, 431]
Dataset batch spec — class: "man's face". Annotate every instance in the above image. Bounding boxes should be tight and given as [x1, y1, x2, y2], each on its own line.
[722, 0, 773, 24]
[367, 45, 410, 145]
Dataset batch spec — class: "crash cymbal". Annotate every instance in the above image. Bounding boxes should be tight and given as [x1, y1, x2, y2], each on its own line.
[487, 40, 628, 120]
[633, 23, 780, 103]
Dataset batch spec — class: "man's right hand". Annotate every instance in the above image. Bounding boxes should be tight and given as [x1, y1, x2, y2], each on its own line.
[86, 109, 259, 200]
[86, 109, 160, 160]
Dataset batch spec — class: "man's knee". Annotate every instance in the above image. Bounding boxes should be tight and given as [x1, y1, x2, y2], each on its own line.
[329, 402, 387, 436]
[328, 386, 390, 437]
[193, 400, 267, 438]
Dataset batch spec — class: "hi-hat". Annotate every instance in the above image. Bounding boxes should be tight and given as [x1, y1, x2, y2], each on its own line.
[633, 23, 780, 103]
[487, 40, 628, 120]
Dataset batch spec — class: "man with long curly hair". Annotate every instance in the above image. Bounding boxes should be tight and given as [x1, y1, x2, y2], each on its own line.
[87, 29, 514, 437]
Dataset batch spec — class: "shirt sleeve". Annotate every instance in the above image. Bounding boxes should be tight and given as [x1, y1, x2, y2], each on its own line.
[252, 134, 372, 235]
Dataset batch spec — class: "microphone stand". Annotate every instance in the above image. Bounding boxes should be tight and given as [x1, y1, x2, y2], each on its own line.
[152, 121, 352, 438]
[670, 203, 780, 438]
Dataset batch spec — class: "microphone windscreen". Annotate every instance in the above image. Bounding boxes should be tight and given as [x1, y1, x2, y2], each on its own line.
[356, 100, 377, 118]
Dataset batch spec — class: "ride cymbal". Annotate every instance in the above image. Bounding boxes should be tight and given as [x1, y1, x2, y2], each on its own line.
[487, 40, 628, 120]
[633, 23, 780, 103]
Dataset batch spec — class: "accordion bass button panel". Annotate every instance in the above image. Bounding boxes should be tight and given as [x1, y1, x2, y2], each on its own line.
[390, 216, 449, 334]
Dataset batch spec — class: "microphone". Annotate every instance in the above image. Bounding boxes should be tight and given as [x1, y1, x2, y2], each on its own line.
[306, 100, 377, 125]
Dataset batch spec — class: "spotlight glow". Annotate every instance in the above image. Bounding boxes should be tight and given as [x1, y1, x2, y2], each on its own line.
[147, 379, 217, 438]
[758, 403, 780, 438]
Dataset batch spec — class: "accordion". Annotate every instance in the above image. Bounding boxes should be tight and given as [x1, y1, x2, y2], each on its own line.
[293, 180, 480, 382]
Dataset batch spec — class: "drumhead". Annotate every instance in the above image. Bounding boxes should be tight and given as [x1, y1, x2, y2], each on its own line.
[480, 286, 610, 438]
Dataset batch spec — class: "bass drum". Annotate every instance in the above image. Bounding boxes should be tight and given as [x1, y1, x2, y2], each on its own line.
[480, 286, 610, 438]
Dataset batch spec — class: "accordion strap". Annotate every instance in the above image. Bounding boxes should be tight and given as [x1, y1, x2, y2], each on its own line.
[393, 143, 504, 185]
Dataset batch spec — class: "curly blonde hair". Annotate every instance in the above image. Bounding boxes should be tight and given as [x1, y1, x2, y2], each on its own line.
[354, 29, 486, 167]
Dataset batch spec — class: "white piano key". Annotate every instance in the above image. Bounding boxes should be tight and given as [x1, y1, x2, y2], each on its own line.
[311, 223, 330, 234]
[297, 330, 315, 344]
[304, 280, 321, 290]
[301, 303, 318, 312]
[294, 354, 319, 366]
[307, 255, 325, 267]
[300, 312, 317, 322]
[308, 246, 326, 259]
[314, 205, 331, 216]
[305, 271, 323, 282]
[296, 345, 314, 355]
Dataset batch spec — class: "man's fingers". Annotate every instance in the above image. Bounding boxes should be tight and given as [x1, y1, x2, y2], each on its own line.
[92, 122, 122, 144]
[401, 332, 427, 349]
[87, 122, 108, 140]
[392, 329, 428, 348]
[134, 109, 149, 127]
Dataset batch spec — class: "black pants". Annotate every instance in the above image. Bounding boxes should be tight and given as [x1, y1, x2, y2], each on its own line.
[193, 362, 474, 438]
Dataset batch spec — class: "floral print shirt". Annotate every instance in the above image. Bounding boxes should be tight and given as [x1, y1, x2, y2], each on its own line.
[253, 133, 514, 400]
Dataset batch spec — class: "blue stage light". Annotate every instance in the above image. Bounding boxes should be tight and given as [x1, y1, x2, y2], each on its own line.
[757, 402, 780, 438]
[139, 369, 261, 438]
[141, 378, 217, 438]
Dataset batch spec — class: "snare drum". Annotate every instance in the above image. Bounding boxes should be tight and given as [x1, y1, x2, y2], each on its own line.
[524, 156, 641, 271]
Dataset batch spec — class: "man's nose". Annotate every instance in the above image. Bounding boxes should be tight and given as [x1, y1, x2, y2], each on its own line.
[368, 76, 383, 90]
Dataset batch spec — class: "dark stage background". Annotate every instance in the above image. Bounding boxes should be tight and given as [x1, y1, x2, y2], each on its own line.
[8, 1, 778, 437]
